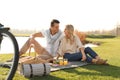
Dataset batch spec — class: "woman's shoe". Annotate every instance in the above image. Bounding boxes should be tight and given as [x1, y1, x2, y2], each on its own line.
[95, 59, 108, 65]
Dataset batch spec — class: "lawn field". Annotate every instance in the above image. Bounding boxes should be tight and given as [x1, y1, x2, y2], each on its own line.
[0, 37, 120, 80]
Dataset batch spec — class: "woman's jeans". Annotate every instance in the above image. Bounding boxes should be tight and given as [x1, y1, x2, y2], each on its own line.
[63, 47, 98, 63]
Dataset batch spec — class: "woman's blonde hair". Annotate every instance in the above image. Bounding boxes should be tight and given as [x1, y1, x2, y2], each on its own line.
[65, 24, 75, 44]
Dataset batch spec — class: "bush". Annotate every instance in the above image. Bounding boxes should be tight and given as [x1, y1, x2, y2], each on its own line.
[74, 30, 86, 44]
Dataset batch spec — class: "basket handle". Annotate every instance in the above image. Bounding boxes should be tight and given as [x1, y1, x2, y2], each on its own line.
[28, 44, 37, 58]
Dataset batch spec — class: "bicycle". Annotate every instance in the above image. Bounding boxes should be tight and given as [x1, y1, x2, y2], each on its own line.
[0, 23, 19, 80]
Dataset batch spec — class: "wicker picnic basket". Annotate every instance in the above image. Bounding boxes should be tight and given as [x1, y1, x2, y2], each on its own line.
[18, 44, 51, 77]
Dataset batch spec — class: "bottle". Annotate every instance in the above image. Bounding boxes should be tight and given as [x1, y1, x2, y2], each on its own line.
[64, 59, 68, 65]
[59, 59, 64, 65]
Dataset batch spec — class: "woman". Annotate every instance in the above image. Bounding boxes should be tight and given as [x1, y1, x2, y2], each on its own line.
[57, 24, 108, 64]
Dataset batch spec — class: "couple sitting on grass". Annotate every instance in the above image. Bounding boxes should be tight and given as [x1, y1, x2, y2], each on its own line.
[19, 19, 108, 65]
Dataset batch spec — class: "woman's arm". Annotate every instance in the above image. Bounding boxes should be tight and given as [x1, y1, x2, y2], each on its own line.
[75, 35, 86, 61]
[79, 47, 86, 61]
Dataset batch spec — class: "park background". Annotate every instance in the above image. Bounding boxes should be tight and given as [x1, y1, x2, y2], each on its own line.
[0, 0, 120, 80]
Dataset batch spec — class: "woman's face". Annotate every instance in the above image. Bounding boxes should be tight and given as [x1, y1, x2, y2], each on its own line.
[64, 29, 71, 38]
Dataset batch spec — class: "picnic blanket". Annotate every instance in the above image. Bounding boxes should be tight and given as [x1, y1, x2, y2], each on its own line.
[51, 61, 88, 72]
[0, 61, 88, 72]
[0, 62, 12, 68]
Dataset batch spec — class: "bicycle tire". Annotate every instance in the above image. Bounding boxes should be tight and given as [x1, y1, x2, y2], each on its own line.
[0, 31, 19, 80]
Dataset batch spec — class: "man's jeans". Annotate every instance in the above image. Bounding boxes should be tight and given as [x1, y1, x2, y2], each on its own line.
[63, 47, 98, 63]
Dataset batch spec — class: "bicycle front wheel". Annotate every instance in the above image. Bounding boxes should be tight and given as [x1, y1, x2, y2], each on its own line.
[0, 31, 19, 80]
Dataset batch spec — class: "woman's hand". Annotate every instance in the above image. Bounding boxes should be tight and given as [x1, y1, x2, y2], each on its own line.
[81, 54, 86, 61]
[80, 47, 86, 61]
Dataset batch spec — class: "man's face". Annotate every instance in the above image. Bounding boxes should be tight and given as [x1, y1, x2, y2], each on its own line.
[51, 23, 59, 33]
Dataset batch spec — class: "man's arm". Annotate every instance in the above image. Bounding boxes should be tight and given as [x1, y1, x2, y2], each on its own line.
[30, 32, 44, 38]
[56, 53, 61, 59]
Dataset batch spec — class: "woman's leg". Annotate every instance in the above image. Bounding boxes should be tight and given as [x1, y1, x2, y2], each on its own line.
[63, 52, 96, 63]
[84, 54, 107, 64]
[63, 52, 107, 64]
[84, 47, 100, 59]
[63, 52, 82, 61]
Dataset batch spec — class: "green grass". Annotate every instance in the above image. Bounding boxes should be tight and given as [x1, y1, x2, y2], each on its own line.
[1, 37, 120, 80]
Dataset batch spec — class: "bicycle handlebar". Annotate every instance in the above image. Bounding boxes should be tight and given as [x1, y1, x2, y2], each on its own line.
[0, 23, 10, 31]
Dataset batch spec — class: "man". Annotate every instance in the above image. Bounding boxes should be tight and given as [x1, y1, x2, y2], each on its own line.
[19, 19, 63, 62]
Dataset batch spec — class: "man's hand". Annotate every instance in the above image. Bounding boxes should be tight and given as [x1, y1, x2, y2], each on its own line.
[81, 54, 86, 61]
[56, 53, 61, 60]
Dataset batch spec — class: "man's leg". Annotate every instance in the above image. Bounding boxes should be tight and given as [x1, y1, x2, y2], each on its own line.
[31, 38, 53, 57]
[20, 38, 52, 57]
[19, 38, 31, 56]
[31, 39, 53, 62]
[7, 38, 32, 62]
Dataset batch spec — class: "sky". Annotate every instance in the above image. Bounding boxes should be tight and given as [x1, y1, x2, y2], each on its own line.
[0, 0, 120, 31]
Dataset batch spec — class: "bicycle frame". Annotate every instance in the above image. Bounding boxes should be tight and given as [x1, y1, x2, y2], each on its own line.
[0, 27, 10, 32]
[0, 23, 10, 31]
[0, 23, 10, 46]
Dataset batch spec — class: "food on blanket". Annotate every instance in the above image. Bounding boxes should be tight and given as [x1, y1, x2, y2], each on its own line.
[53, 59, 59, 64]
[63, 59, 68, 65]
[50, 60, 59, 67]
[52, 59, 68, 66]
[59, 59, 68, 66]
[59, 59, 64, 65]
[56, 60, 59, 64]
[52, 64, 59, 67]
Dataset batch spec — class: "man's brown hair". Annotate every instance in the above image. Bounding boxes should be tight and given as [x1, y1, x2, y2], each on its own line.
[50, 19, 60, 27]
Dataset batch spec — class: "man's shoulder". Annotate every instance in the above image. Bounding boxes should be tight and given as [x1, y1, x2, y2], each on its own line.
[60, 36, 66, 41]
[45, 29, 50, 32]
[58, 33, 65, 40]
[42, 29, 50, 34]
